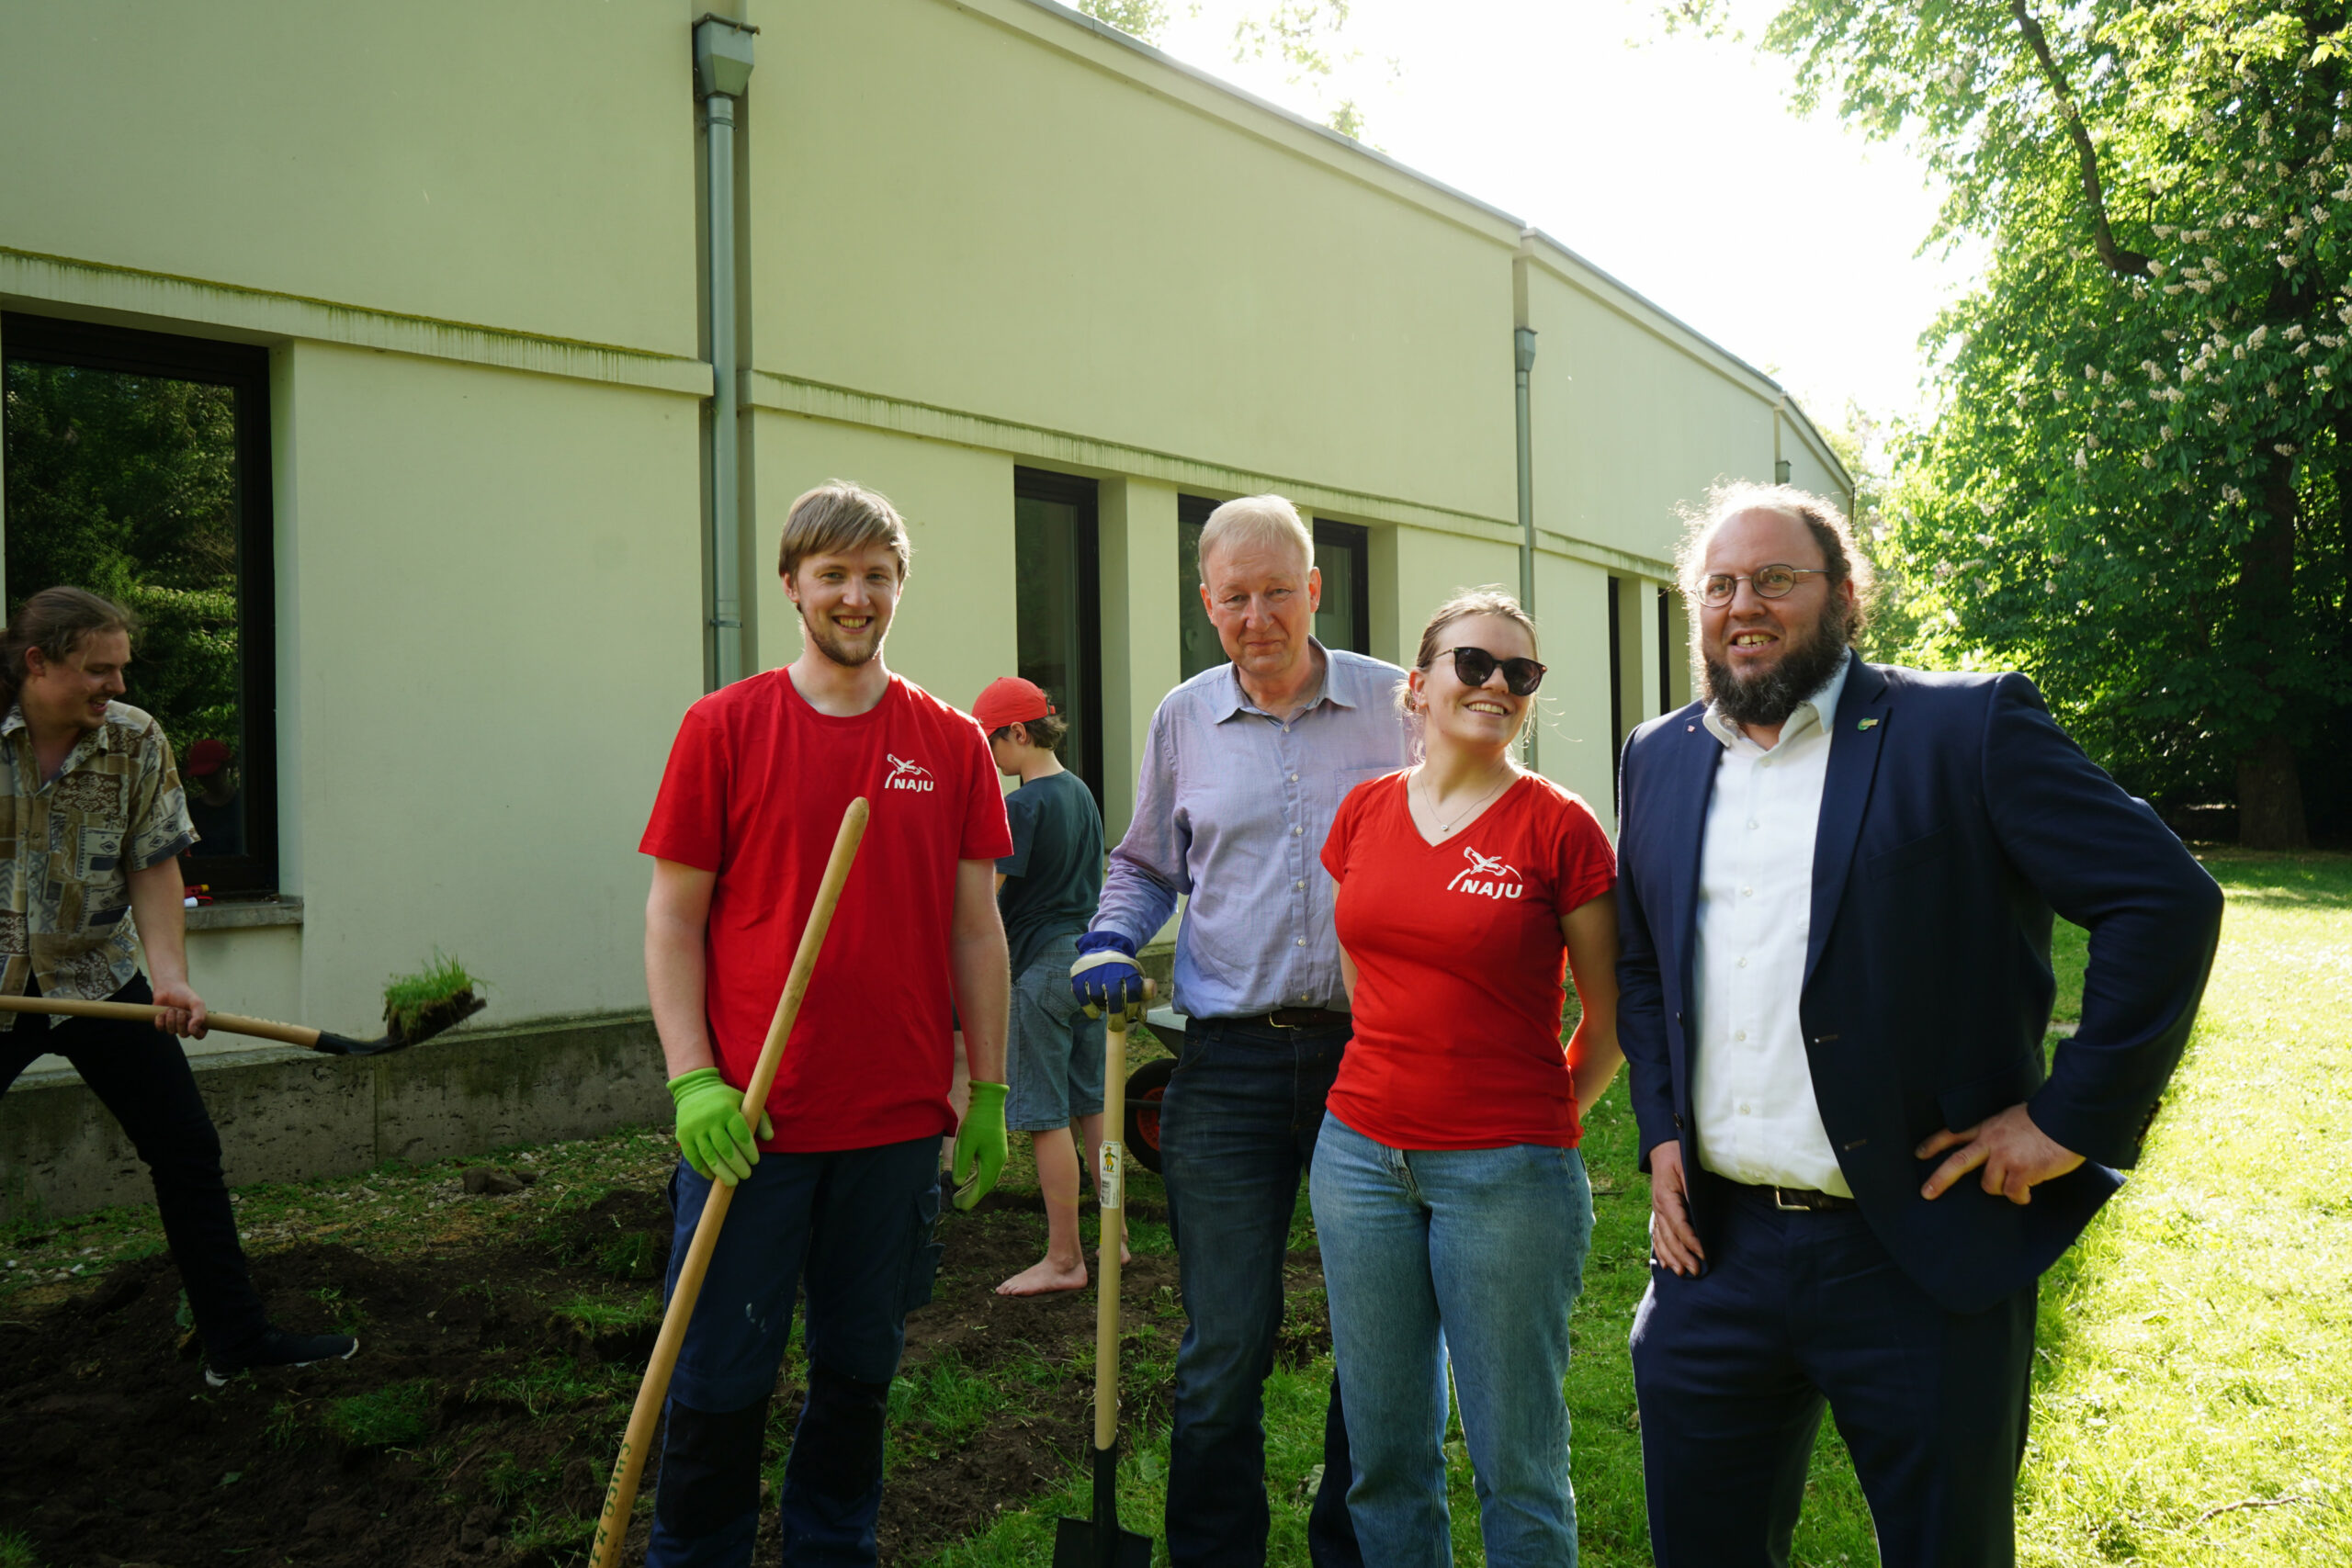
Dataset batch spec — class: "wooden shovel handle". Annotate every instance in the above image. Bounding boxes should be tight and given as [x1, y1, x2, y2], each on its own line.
[590, 795, 870, 1568]
[1093, 979, 1155, 1450]
[0, 994, 323, 1048]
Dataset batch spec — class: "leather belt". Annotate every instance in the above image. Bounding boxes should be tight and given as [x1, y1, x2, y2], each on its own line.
[1261, 1008, 1351, 1030]
[1759, 1184, 1858, 1213]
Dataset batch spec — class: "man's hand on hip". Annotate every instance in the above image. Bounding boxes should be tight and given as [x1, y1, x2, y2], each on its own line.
[1070, 931, 1147, 1023]
[1646, 1138, 1706, 1277]
[669, 1067, 773, 1186]
[952, 1081, 1009, 1210]
[1917, 1103, 2084, 1205]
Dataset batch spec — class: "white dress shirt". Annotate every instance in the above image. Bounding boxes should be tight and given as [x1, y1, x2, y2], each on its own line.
[1690, 659, 1853, 1195]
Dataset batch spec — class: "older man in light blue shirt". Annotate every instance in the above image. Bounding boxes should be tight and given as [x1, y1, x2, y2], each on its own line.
[1074, 495, 1408, 1568]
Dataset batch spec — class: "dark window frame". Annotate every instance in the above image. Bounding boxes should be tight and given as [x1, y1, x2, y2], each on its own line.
[1608, 575, 1625, 799]
[1657, 584, 1674, 716]
[1, 311, 280, 896]
[1177, 493, 1219, 684]
[1011, 467, 1104, 811]
[1310, 518, 1372, 656]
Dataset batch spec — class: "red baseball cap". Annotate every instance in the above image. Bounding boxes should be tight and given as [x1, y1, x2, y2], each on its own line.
[973, 676, 1054, 733]
[186, 739, 232, 777]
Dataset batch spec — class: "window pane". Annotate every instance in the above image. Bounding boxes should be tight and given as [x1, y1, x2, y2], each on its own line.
[2, 359, 249, 860]
[1176, 516, 1225, 682]
[1014, 494, 1090, 787]
[1315, 538, 1357, 654]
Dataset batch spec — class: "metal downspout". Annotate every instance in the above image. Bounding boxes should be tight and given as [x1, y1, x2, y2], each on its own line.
[695, 16, 756, 688]
[1514, 324, 1539, 769]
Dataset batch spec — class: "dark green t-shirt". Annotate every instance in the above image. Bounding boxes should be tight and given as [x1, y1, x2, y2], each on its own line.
[998, 770, 1105, 979]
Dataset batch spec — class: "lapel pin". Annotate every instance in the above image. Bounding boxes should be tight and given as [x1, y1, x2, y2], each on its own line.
[1858, 717, 1879, 731]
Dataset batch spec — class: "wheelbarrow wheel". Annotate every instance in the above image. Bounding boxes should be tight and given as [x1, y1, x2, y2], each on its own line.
[1123, 1055, 1177, 1175]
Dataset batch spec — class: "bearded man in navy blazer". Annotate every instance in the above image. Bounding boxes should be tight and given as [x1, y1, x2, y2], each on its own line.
[1614, 484, 2222, 1567]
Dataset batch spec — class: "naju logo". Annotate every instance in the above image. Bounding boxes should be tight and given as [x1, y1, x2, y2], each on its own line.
[1446, 846, 1523, 900]
[885, 752, 935, 792]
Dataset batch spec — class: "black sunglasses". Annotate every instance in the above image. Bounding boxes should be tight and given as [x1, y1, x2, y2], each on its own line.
[1433, 646, 1547, 696]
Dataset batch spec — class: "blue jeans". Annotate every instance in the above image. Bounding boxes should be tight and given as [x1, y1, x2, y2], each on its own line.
[646, 1135, 942, 1568]
[1309, 1114, 1594, 1568]
[1159, 1016, 1362, 1568]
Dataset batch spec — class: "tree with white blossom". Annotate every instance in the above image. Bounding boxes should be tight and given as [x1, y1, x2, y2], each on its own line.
[1749, 0, 2352, 845]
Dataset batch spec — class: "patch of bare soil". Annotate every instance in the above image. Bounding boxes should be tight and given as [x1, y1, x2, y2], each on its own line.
[0, 1184, 1326, 1567]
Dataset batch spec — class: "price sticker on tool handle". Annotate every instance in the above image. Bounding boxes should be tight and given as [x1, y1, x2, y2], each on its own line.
[1098, 1141, 1125, 1210]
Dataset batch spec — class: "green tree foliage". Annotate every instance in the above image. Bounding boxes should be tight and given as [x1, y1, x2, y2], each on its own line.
[1076, 2, 1375, 140]
[1077, 0, 1172, 42]
[1754, 0, 2352, 845]
[2, 361, 243, 759]
[1232, 1, 1369, 137]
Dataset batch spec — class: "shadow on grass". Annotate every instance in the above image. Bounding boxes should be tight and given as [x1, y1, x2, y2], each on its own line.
[2188, 847, 2352, 906]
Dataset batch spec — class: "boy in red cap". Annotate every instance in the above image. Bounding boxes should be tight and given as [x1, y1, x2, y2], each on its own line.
[973, 675, 1113, 1295]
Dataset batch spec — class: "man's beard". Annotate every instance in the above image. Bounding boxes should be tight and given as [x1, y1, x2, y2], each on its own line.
[800, 604, 885, 670]
[1702, 595, 1854, 729]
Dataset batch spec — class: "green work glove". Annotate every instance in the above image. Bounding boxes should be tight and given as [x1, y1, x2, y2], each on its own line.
[952, 1081, 1010, 1211]
[669, 1067, 773, 1187]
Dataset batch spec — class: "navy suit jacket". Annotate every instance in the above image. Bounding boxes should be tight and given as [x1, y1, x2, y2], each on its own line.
[1614, 653, 2223, 1314]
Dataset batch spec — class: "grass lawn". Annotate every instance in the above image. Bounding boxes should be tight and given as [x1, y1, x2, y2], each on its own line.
[919, 850, 2352, 1567]
[2013, 851, 2352, 1565]
[4, 852, 2344, 1567]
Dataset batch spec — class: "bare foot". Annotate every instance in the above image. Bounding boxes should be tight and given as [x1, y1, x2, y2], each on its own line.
[1102, 1229, 1133, 1268]
[997, 1256, 1089, 1296]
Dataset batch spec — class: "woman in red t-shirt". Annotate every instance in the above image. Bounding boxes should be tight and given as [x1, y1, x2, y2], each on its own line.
[1310, 588, 1622, 1568]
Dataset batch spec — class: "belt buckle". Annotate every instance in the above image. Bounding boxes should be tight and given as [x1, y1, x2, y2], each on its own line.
[1771, 1187, 1811, 1212]
[1264, 1011, 1300, 1030]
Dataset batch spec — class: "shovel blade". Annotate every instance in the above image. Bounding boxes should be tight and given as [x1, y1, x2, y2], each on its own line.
[1051, 1517, 1153, 1568]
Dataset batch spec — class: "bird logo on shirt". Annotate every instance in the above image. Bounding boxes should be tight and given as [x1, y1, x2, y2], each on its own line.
[884, 753, 935, 793]
[1446, 847, 1523, 900]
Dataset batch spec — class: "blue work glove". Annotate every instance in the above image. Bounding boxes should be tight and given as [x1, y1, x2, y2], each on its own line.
[1070, 931, 1147, 1023]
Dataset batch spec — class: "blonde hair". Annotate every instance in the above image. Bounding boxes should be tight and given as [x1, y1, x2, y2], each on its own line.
[1196, 494, 1314, 581]
[778, 480, 912, 582]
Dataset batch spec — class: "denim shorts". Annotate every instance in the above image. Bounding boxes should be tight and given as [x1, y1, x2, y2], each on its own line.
[1005, 932, 1106, 1132]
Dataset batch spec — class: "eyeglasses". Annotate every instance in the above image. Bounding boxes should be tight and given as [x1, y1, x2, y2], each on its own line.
[1433, 646, 1547, 696]
[1699, 565, 1832, 607]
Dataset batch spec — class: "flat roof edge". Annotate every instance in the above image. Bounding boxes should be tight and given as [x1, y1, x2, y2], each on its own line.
[1522, 230, 1853, 495]
[1001, 1, 1853, 498]
[1522, 228, 1784, 395]
[1005, 0, 1527, 234]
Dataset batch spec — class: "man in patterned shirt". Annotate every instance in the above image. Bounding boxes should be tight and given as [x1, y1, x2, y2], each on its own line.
[0, 587, 356, 1384]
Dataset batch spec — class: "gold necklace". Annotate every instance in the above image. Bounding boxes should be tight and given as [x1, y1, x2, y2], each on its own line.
[1415, 763, 1513, 833]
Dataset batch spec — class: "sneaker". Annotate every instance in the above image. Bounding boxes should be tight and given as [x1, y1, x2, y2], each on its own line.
[205, 1327, 360, 1387]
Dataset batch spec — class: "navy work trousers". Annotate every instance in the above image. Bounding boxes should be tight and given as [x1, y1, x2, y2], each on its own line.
[0, 974, 269, 1359]
[1629, 1178, 2037, 1568]
[647, 1134, 942, 1568]
[1158, 1015, 1362, 1568]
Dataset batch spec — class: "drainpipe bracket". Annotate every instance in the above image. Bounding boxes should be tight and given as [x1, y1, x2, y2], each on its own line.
[694, 15, 757, 99]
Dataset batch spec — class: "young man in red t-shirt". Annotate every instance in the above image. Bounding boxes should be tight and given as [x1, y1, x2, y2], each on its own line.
[639, 481, 1013, 1568]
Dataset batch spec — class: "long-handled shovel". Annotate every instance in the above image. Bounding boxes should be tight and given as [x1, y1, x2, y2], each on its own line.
[1054, 980, 1156, 1568]
[0, 991, 485, 1055]
[589, 795, 869, 1568]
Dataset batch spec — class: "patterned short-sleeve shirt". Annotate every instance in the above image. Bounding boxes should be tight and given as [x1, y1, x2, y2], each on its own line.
[0, 700, 197, 1023]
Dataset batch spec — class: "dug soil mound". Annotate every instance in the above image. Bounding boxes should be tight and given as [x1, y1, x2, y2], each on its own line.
[0, 1183, 1311, 1567]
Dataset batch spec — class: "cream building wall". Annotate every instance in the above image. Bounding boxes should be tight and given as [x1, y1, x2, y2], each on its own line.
[0, 0, 1849, 1077]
